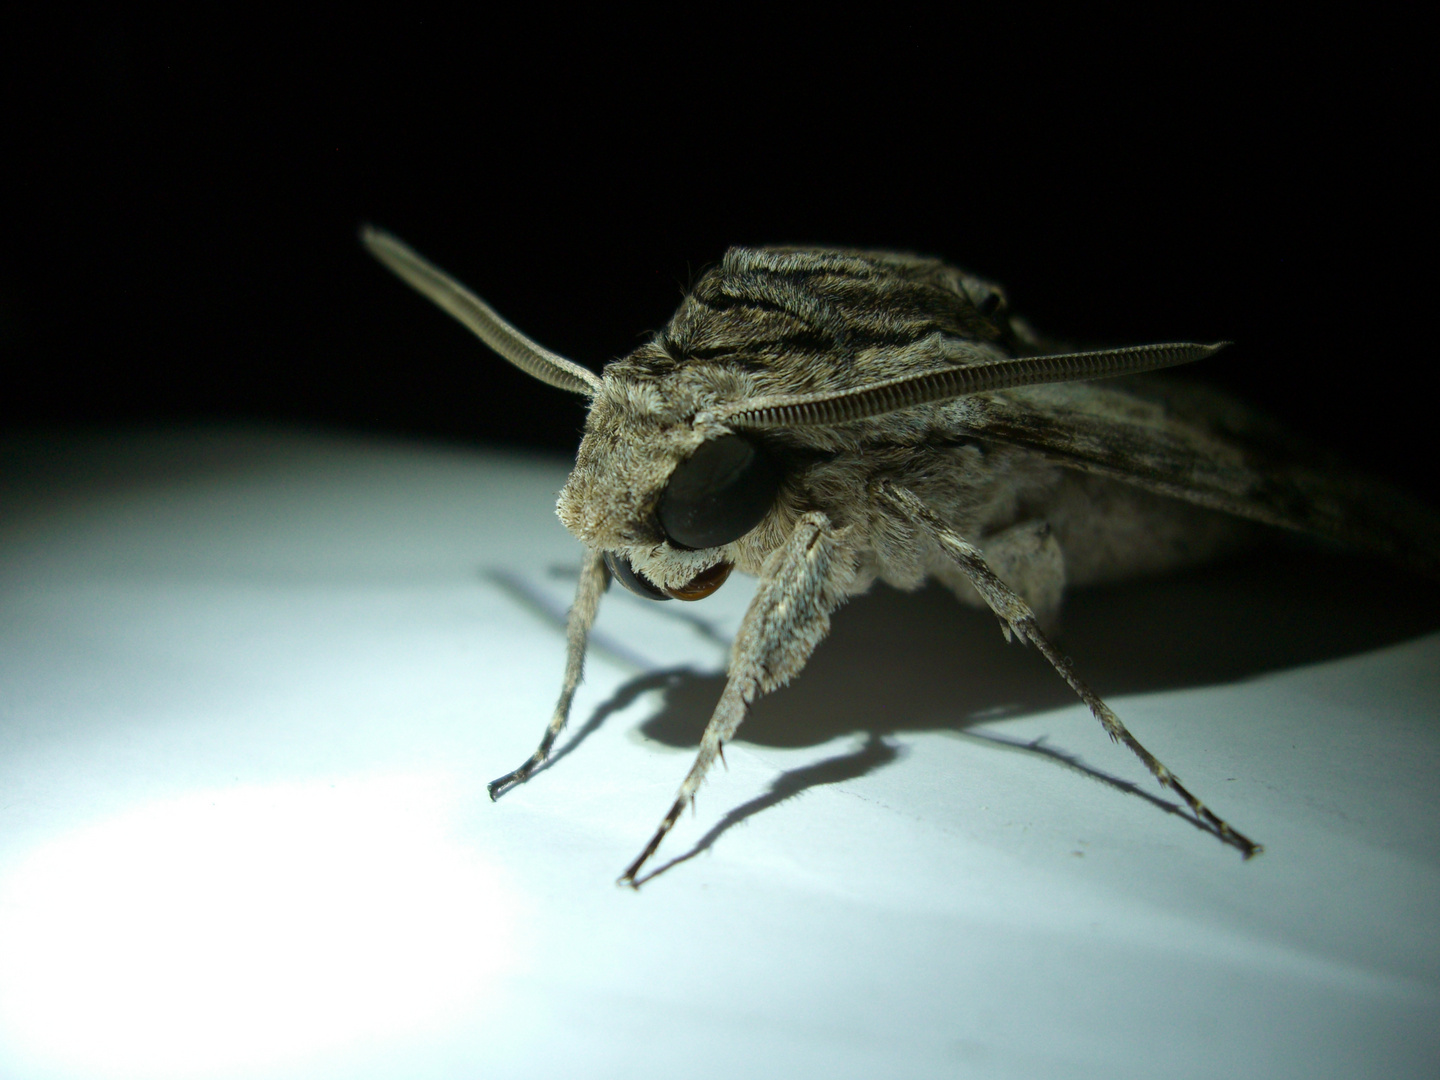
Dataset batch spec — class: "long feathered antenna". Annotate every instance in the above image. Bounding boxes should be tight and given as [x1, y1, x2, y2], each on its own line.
[361, 226, 603, 397]
[721, 342, 1228, 429]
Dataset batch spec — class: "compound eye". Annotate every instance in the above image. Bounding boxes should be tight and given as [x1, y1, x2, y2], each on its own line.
[603, 551, 671, 602]
[657, 434, 781, 550]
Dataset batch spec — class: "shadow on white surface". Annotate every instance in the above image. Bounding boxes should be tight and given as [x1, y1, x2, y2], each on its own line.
[2, 426, 1438, 1079]
[492, 543, 1440, 872]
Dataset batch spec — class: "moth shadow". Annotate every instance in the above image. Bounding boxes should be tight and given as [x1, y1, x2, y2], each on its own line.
[616, 546, 1440, 867]
[511, 547, 1440, 869]
[637, 545, 1440, 754]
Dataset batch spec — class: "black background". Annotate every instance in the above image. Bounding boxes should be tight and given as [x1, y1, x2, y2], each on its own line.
[6, 14, 1433, 502]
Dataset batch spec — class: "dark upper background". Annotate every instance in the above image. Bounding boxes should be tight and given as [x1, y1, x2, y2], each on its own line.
[5, 14, 1433, 504]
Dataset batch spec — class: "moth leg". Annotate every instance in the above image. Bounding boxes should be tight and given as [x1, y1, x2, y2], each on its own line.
[933, 519, 1066, 632]
[881, 481, 1262, 858]
[488, 547, 608, 800]
[619, 512, 856, 885]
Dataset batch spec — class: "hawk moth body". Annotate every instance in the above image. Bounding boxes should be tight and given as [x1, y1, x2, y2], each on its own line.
[362, 228, 1440, 885]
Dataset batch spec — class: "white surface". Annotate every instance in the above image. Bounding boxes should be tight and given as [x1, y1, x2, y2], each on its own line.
[1, 426, 1438, 1079]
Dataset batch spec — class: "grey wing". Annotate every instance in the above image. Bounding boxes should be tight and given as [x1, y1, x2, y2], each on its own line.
[952, 377, 1440, 580]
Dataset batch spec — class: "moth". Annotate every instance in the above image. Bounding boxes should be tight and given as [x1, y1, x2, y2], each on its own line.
[362, 227, 1440, 885]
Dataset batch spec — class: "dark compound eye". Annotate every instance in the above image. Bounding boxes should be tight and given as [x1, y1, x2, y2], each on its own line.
[656, 434, 781, 550]
[603, 550, 670, 601]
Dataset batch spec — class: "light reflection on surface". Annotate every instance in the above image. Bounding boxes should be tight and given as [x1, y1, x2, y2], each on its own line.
[0, 775, 519, 1078]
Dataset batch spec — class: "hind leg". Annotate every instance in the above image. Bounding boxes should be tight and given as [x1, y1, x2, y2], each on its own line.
[931, 519, 1066, 632]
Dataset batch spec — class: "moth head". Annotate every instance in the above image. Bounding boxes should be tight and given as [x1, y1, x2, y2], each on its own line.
[360, 225, 792, 604]
[556, 372, 783, 601]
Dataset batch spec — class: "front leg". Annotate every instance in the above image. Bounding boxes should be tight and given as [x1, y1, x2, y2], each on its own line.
[488, 546, 609, 799]
[879, 480, 1262, 858]
[619, 512, 857, 885]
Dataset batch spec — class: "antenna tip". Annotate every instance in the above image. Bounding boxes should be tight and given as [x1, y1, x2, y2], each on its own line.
[358, 223, 390, 250]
